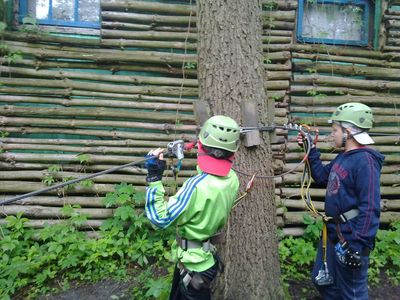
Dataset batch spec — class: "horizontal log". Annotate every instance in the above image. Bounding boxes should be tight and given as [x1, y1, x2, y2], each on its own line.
[264, 51, 291, 62]
[0, 137, 168, 147]
[3, 31, 100, 47]
[101, 0, 195, 16]
[101, 29, 197, 42]
[262, 21, 295, 30]
[0, 95, 193, 111]
[0, 105, 195, 123]
[263, 29, 293, 37]
[101, 21, 196, 32]
[285, 152, 400, 164]
[290, 114, 398, 126]
[0, 116, 197, 132]
[287, 135, 400, 145]
[0, 162, 197, 178]
[282, 227, 305, 237]
[388, 37, 400, 46]
[289, 104, 399, 115]
[388, 29, 400, 38]
[262, 0, 298, 10]
[279, 173, 400, 186]
[0, 170, 187, 185]
[290, 85, 377, 96]
[291, 44, 400, 60]
[0, 78, 198, 97]
[262, 36, 292, 44]
[283, 211, 400, 225]
[265, 62, 292, 71]
[101, 11, 195, 25]
[12, 196, 105, 207]
[4, 43, 196, 65]
[0, 57, 197, 78]
[263, 44, 292, 52]
[291, 52, 400, 68]
[0, 205, 113, 219]
[0, 181, 147, 195]
[0, 66, 198, 87]
[262, 10, 296, 22]
[280, 186, 400, 198]
[293, 61, 400, 80]
[290, 95, 400, 106]
[2, 126, 196, 141]
[278, 162, 400, 175]
[0, 218, 106, 229]
[100, 38, 197, 50]
[386, 19, 400, 29]
[0, 152, 198, 167]
[266, 71, 291, 80]
[282, 199, 324, 211]
[265, 80, 289, 90]
[286, 142, 400, 154]
[1, 143, 166, 155]
[293, 74, 400, 92]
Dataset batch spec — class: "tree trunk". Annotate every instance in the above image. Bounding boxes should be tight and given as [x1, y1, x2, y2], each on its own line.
[197, 0, 283, 299]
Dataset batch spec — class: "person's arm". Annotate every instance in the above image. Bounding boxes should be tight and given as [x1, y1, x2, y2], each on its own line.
[307, 147, 335, 186]
[145, 174, 207, 229]
[350, 154, 381, 252]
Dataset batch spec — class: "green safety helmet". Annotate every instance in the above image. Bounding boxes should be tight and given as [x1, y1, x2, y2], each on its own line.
[329, 102, 374, 129]
[199, 115, 240, 152]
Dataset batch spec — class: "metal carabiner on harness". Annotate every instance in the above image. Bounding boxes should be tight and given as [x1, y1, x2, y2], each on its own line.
[167, 140, 185, 160]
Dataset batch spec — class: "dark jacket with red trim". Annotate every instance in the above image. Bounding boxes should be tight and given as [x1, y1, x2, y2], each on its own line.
[308, 147, 385, 252]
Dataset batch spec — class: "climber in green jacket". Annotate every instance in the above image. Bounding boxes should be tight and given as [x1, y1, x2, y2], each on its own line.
[144, 115, 241, 300]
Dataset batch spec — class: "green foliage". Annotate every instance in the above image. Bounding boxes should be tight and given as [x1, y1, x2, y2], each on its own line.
[20, 16, 41, 33]
[183, 62, 197, 70]
[263, 1, 277, 10]
[0, 21, 7, 34]
[369, 222, 400, 285]
[77, 154, 91, 165]
[263, 57, 272, 64]
[279, 215, 319, 284]
[0, 183, 174, 299]
[280, 216, 400, 294]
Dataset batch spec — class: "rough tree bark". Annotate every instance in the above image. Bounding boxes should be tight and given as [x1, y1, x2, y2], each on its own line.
[197, 0, 283, 299]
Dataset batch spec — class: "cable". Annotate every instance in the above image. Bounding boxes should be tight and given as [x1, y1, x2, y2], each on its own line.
[0, 154, 162, 206]
[233, 125, 313, 179]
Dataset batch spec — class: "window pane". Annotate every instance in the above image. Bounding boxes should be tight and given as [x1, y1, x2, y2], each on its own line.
[78, 0, 100, 22]
[302, 3, 365, 41]
[52, 0, 75, 21]
[26, 0, 49, 19]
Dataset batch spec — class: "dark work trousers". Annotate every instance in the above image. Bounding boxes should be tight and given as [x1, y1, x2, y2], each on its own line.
[169, 263, 218, 300]
[312, 240, 370, 300]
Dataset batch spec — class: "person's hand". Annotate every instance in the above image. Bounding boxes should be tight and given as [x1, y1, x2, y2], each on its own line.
[335, 242, 362, 269]
[297, 132, 314, 149]
[144, 148, 166, 182]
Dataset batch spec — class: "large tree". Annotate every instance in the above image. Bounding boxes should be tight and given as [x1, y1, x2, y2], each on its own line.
[197, 0, 283, 299]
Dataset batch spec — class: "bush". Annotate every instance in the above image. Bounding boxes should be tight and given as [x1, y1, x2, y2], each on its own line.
[0, 183, 174, 299]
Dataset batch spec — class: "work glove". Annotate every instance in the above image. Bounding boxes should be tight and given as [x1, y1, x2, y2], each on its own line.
[297, 132, 315, 149]
[144, 148, 166, 183]
[334, 242, 362, 269]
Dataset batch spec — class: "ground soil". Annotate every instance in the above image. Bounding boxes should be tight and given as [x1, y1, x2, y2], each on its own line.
[14, 271, 399, 300]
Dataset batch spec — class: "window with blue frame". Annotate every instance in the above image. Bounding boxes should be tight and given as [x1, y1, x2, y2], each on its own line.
[297, 0, 372, 46]
[19, 0, 100, 29]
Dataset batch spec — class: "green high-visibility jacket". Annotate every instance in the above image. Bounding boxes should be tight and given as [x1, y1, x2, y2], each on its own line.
[145, 167, 239, 272]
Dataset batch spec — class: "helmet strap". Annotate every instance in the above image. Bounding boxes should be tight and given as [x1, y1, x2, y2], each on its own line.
[341, 125, 348, 148]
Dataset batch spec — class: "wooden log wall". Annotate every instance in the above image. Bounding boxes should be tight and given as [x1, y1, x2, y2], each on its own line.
[1, 0, 399, 236]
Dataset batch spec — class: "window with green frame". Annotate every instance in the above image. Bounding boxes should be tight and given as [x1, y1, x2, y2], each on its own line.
[19, 0, 100, 29]
[297, 0, 381, 48]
